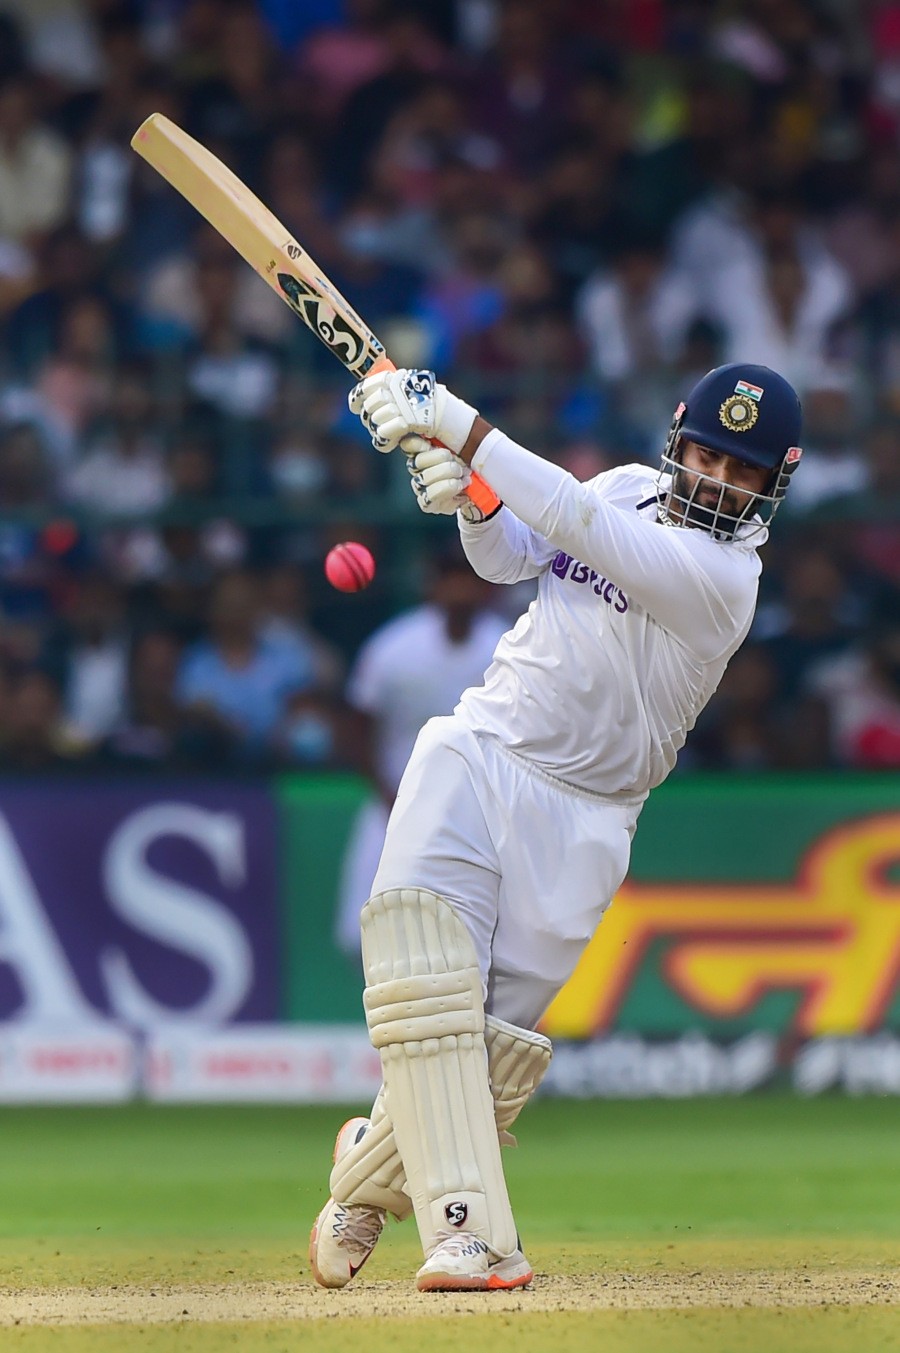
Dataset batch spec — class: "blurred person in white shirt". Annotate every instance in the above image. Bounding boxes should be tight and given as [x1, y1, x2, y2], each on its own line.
[0, 72, 71, 250]
[64, 362, 169, 517]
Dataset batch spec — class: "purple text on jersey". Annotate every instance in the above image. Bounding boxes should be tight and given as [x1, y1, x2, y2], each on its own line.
[551, 552, 629, 612]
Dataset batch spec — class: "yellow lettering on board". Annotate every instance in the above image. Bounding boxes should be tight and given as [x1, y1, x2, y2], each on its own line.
[542, 815, 900, 1039]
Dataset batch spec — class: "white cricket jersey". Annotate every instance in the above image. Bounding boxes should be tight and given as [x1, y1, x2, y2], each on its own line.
[347, 602, 509, 794]
[455, 429, 765, 799]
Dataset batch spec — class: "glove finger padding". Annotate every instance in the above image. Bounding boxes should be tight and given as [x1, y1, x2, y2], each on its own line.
[411, 462, 468, 490]
[348, 368, 478, 454]
[362, 370, 442, 452]
[398, 434, 432, 458]
[406, 443, 471, 515]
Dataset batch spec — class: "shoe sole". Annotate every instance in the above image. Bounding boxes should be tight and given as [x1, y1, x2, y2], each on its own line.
[417, 1266, 533, 1293]
[308, 1213, 335, 1288]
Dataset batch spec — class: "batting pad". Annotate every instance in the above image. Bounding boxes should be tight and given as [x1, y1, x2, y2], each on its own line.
[361, 888, 519, 1257]
[329, 1086, 413, 1219]
[330, 1015, 552, 1213]
[484, 1015, 552, 1138]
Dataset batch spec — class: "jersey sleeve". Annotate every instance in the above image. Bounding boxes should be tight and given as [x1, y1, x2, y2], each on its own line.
[458, 505, 559, 583]
[473, 429, 758, 659]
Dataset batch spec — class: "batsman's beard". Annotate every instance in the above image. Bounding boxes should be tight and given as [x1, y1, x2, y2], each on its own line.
[670, 464, 757, 537]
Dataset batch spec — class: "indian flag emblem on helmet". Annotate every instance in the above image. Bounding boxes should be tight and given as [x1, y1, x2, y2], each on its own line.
[719, 394, 759, 431]
[735, 379, 764, 402]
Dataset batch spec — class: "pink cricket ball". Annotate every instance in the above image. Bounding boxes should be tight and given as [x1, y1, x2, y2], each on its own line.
[325, 541, 376, 593]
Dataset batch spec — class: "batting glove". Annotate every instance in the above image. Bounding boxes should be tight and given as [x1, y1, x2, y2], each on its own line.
[348, 368, 478, 454]
[403, 437, 492, 523]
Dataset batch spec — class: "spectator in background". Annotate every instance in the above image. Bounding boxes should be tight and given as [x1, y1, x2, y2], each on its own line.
[322, 4, 449, 203]
[184, 289, 281, 424]
[70, 12, 154, 247]
[467, 0, 567, 179]
[261, 563, 345, 694]
[64, 361, 169, 517]
[335, 547, 508, 959]
[268, 422, 330, 505]
[322, 430, 388, 503]
[852, 211, 900, 415]
[705, 228, 853, 397]
[1, 0, 103, 92]
[576, 233, 697, 386]
[686, 642, 827, 771]
[297, 0, 398, 128]
[784, 377, 869, 513]
[184, 0, 281, 170]
[415, 206, 511, 367]
[111, 432, 246, 628]
[48, 570, 130, 747]
[459, 242, 584, 447]
[176, 568, 314, 755]
[805, 611, 900, 769]
[5, 225, 107, 381]
[756, 545, 861, 703]
[574, 233, 701, 458]
[126, 435, 249, 640]
[273, 685, 355, 768]
[674, 180, 851, 340]
[100, 628, 235, 769]
[0, 669, 81, 772]
[532, 135, 629, 302]
[255, 129, 338, 304]
[462, 242, 577, 377]
[14, 291, 118, 473]
[627, 69, 754, 243]
[368, 81, 503, 214]
[824, 147, 900, 298]
[138, 221, 290, 352]
[0, 72, 71, 252]
[841, 419, 900, 591]
[0, 421, 60, 665]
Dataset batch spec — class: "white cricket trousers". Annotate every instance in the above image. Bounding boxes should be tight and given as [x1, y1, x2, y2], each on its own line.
[370, 716, 642, 1030]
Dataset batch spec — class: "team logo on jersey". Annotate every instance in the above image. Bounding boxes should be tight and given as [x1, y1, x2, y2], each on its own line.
[445, 1201, 468, 1227]
[551, 552, 629, 612]
[719, 394, 759, 432]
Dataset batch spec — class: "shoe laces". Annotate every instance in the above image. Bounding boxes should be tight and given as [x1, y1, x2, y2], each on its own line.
[429, 1229, 486, 1259]
[336, 1205, 384, 1251]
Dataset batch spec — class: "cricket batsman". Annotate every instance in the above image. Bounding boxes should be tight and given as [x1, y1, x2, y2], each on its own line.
[309, 363, 803, 1292]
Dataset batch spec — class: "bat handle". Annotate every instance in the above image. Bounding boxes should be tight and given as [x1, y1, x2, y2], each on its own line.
[367, 357, 501, 517]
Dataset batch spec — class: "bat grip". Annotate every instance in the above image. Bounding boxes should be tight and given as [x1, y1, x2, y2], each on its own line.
[367, 357, 501, 517]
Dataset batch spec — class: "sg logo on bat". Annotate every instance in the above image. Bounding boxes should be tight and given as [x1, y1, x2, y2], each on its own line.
[276, 273, 383, 378]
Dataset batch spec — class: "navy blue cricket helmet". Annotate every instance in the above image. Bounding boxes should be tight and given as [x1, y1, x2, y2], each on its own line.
[659, 363, 803, 540]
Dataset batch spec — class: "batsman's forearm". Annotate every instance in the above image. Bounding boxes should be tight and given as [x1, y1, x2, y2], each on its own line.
[459, 416, 495, 465]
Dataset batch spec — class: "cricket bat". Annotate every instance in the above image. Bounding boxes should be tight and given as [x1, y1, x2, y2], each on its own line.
[131, 113, 499, 516]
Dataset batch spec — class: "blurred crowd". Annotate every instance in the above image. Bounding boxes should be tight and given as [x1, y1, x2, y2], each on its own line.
[0, 0, 898, 774]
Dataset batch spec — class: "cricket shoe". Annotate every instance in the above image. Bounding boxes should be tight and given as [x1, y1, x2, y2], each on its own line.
[309, 1117, 385, 1288]
[416, 1231, 533, 1292]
